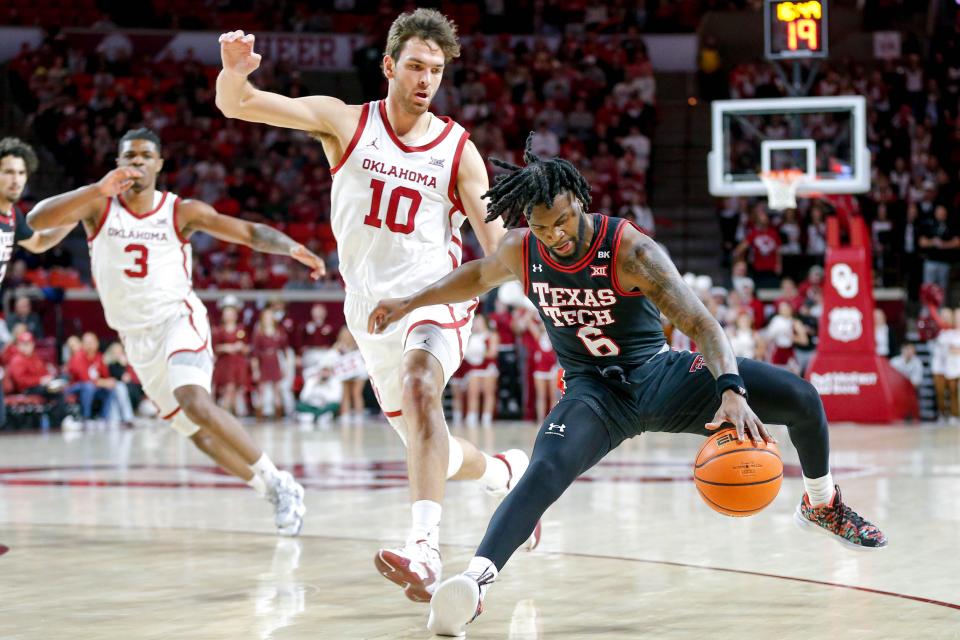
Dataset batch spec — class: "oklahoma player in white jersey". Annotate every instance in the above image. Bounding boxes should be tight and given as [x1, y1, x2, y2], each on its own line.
[217, 9, 539, 601]
[27, 128, 325, 536]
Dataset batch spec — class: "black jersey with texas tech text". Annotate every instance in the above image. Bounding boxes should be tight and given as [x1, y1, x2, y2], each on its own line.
[0, 205, 35, 285]
[522, 214, 666, 375]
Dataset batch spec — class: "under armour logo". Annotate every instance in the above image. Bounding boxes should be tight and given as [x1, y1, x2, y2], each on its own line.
[597, 250, 611, 259]
[532, 264, 543, 273]
[429, 157, 445, 168]
[366, 138, 380, 150]
[590, 265, 608, 277]
[546, 422, 566, 437]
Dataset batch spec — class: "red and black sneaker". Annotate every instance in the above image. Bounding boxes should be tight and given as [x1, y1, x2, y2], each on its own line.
[794, 485, 888, 550]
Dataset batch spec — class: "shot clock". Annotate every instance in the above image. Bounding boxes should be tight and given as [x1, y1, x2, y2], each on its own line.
[764, 0, 828, 60]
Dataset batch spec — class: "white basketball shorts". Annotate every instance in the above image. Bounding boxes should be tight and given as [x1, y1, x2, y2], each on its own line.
[120, 298, 214, 422]
[344, 292, 477, 421]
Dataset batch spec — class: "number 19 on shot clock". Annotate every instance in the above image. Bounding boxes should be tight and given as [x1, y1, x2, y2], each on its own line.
[764, 0, 828, 60]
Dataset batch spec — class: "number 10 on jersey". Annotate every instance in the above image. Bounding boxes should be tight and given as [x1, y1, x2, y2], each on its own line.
[363, 178, 422, 234]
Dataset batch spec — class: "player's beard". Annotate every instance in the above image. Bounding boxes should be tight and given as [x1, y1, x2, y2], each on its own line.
[1, 187, 21, 206]
[548, 215, 588, 265]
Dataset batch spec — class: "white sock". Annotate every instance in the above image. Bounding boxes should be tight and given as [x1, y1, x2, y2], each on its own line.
[466, 556, 498, 578]
[409, 500, 442, 546]
[481, 413, 493, 427]
[478, 452, 510, 491]
[247, 473, 267, 497]
[251, 453, 279, 479]
[465, 412, 478, 427]
[803, 472, 835, 506]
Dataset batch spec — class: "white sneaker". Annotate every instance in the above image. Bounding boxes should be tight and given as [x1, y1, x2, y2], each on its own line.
[268, 471, 305, 536]
[374, 539, 442, 603]
[427, 569, 495, 637]
[486, 449, 542, 551]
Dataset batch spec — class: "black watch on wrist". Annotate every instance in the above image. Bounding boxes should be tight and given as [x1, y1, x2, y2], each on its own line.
[717, 373, 748, 401]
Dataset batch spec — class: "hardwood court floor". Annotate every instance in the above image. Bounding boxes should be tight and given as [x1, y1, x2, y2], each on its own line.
[0, 420, 958, 639]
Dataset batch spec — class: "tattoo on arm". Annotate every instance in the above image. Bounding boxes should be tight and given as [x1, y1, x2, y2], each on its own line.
[250, 223, 298, 255]
[623, 237, 738, 378]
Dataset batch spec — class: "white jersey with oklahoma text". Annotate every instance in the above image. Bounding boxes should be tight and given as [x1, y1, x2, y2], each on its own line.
[330, 100, 470, 301]
[89, 190, 201, 332]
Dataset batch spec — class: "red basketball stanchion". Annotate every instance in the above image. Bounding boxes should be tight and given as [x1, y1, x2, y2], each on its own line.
[804, 215, 917, 423]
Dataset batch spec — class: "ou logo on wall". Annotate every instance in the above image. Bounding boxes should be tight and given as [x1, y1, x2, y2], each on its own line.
[831, 263, 859, 299]
[828, 307, 863, 342]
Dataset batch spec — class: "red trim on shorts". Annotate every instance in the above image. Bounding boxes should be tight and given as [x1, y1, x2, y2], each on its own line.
[384, 409, 403, 418]
[87, 197, 113, 242]
[448, 251, 458, 269]
[167, 341, 210, 361]
[172, 196, 189, 245]
[404, 299, 480, 341]
[521, 230, 531, 296]
[538, 215, 608, 273]
[182, 297, 207, 343]
[447, 304, 466, 363]
[450, 234, 462, 248]
[610, 219, 644, 297]
[162, 406, 181, 420]
[379, 100, 455, 153]
[330, 102, 370, 175]
[118, 191, 168, 219]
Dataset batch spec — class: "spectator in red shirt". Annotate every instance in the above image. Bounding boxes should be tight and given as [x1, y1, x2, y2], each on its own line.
[252, 309, 288, 419]
[65, 332, 116, 421]
[736, 205, 782, 290]
[213, 297, 250, 417]
[2, 323, 28, 367]
[7, 332, 55, 392]
[299, 303, 337, 370]
[8, 332, 70, 427]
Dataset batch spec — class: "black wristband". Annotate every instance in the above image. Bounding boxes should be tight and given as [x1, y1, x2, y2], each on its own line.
[717, 373, 748, 400]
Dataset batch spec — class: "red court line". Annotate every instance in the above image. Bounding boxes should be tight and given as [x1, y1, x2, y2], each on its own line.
[559, 550, 960, 612]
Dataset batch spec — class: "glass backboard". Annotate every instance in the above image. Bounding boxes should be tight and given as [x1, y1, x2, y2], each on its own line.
[707, 95, 869, 198]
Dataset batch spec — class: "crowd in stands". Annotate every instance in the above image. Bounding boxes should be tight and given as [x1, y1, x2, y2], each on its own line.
[713, 35, 960, 298]
[2, 1, 957, 427]
[5, 17, 661, 290]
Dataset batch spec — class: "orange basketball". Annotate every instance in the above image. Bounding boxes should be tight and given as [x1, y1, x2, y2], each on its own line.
[694, 428, 783, 517]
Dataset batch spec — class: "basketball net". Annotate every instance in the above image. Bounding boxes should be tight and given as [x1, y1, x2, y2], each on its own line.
[759, 169, 805, 210]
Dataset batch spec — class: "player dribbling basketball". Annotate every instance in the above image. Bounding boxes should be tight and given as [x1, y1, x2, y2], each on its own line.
[369, 135, 887, 636]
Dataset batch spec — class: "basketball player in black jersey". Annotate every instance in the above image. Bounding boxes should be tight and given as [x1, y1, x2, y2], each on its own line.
[0, 138, 78, 427]
[368, 135, 887, 636]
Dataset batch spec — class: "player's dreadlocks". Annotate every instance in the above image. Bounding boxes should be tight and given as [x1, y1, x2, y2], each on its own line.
[482, 132, 591, 228]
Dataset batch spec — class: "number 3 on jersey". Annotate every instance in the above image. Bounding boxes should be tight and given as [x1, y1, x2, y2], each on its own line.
[362, 178, 421, 234]
[576, 326, 621, 357]
[124, 244, 148, 278]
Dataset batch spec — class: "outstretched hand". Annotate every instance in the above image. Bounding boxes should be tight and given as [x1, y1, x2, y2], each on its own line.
[96, 167, 143, 198]
[367, 298, 411, 334]
[290, 244, 325, 279]
[219, 30, 262, 76]
[706, 391, 776, 445]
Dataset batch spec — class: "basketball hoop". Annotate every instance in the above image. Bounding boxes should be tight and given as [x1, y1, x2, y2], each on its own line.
[760, 169, 805, 210]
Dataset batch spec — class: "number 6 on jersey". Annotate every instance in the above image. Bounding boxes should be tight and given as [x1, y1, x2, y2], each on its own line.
[576, 326, 621, 357]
